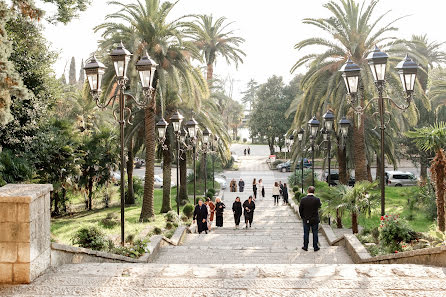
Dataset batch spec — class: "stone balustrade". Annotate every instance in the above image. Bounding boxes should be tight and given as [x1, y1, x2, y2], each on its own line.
[0, 184, 53, 284]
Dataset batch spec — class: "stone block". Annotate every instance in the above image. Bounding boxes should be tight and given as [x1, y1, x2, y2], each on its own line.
[13, 263, 30, 283]
[17, 243, 30, 263]
[0, 222, 30, 243]
[0, 203, 17, 222]
[0, 242, 17, 263]
[17, 203, 30, 223]
[0, 263, 13, 283]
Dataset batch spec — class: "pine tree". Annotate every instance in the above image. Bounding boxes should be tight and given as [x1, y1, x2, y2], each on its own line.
[68, 57, 76, 85]
[0, 1, 27, 126]
[78, 59, 85, 87]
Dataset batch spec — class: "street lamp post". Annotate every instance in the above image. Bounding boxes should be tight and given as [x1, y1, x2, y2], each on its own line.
[84, 45, 157, 246]
[323, 110, 335, 186]
[186, 117, 198, 205]
[297, 128, 305, 193]
[308, 116, 320, 187]
[340, 48, 418, 216]
[170, 111, 184, 215]
[212, 135, 219, 190]
[202, 127, 211, 198]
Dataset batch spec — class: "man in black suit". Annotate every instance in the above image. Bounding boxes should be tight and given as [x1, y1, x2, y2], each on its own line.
[299, 186, 322, 252]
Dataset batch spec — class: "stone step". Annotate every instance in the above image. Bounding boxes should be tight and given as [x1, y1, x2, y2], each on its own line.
[2, 263, 442, 296]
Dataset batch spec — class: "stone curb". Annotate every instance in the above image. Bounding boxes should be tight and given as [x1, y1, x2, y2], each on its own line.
[288, 199, 301, 219]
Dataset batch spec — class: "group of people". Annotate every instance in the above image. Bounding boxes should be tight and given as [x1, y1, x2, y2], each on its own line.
[272, 181, 289, 206]
[230, 178, 245, 192]
[243, 147, 251, 156]
[193, 195, 256, 233]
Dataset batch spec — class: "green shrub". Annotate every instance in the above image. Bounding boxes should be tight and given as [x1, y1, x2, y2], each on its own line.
[165, 210, 179, 222]
[100, 212, 119, 229]
[288, 169, 314, 188]
[164, 229, 175, 239]
[125, 233, 135, 244]
[417, 179, 437, 221]
[112, 239, 148, 258]
[208, 188, 216, 195]
[183, 204, 194, 218]
[294, 192, 304, 203]
[181, 215, 189, 222]
[71, 226, 107, 251]
[0, 149, 34, 184]
[165, 221, 174, 230]
[292, 186, 299, 193]
[153, 227, 162, 235]
[378, 214, 415, 252]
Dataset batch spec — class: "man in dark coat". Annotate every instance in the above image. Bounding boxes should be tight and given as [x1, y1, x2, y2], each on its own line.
[193, 200, 208, 234]
[238, 178, 245, 192]
[232, 197, 242, 229]
[243, 196, 256, 228]
[299, 186, 322, 251]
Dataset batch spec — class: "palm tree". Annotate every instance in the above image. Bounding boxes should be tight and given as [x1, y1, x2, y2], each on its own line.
[186, 14, 246, 81]
[95, 0, 208, 219]
[407, 122, 446, 232]
[291, 0, 406, 182]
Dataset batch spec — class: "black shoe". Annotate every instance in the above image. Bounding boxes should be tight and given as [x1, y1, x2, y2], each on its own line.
[302, 247, 308, 251]
[205, 231, 208, 234]
[314, 247, 320, 252]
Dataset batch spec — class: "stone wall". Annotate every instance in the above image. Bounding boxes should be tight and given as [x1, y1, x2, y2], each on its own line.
[0, 184, 53, 284]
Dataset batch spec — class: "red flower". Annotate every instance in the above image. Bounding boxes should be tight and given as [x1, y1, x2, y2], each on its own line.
[395, 251, 398, 253]
[380, 216, 384, 220]
[385, 215, 388, 217]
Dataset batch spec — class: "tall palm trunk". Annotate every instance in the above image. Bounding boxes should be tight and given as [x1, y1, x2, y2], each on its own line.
[336, 209, 343, 228]
[206, 63, 213, 81]
[352, 114, 368, 182]
[126, 136, 135, 205]
[432, 148, 446, 232]
[337, 142, 348, 185]
[420, 153, 429, 182]
[140, 94, 156, 221]
[179, 153, 188, 203]
[352, 211, 359, 234]
[161, 130, 172, 213]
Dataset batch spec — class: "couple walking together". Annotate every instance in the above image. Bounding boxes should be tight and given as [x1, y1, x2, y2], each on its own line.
[232, 196, 255, 229]
[193, 197, 225, 234]
[252, 178, 264, 200]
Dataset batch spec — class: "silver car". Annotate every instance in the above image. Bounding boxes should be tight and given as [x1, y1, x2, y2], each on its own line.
[386, 171, 418, 187]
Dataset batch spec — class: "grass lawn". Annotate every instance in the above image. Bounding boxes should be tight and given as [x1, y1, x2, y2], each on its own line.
[337, 186, 435, 233]
[186, 180, 219, 197]
[51, 187, 190, 246]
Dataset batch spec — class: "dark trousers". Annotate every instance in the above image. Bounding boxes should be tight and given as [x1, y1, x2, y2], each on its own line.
[253, 189, 257, 199]
[273, 195, 279, 204]
[261, 187, 265, 197]
[216, 215, 223, 227]
[234, 214, 241, 226]
[245, 213, 253, 225]
[303, 221, 319, 250]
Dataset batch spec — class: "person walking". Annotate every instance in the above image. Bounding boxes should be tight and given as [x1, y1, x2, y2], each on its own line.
[247, 147, 251, 155]
[243, 196, 255, 228]
[272, 182, 280, 206]
[193, 200, 208, 234]
[205, 198, 215, 231]
[299, 186, 322, 252]
[230, 179, 237, 192]
[238, 178, 245, 192]
[244, 148, 247, 156]
[258, 179, 265, 199]
[252, 178, 257, 200]
[215, 197, 226, 227]
[279, 181, 284, 203]
[282, 183, 289, 205]
[232, 197, 242, 229]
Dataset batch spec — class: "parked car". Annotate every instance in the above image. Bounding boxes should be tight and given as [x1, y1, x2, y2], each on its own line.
[231, 151, 239, 162]
[277, 159, 311, 172]
[214, 177, 227, 190]
[325, 170, 355, 186]
[385, 171, 418, 187]
[147, 175, 175, 188]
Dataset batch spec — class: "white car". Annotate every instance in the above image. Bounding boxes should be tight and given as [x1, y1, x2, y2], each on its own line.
[214, 177, 227, 190]
[142, 175, 175, 188]
[231, 152, 239, 162]
[386, 171, 418, 187]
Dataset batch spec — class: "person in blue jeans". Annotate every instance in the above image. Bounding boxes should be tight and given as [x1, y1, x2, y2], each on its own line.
[298, 186, 322, 252]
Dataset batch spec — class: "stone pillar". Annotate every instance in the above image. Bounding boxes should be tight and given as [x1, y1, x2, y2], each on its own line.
[0, 184, 53, 284]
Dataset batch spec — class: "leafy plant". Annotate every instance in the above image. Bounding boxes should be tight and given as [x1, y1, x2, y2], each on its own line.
[153, 227, 162, 235]
[71, 226, 107, 251]
[165, 222, 174, 230]
[100, 212, 119, 229]
[112, 239, 149, 258]
[165, 210, 179, 223]
[379, 214, 416, 252]
[183, 204, 194, 218]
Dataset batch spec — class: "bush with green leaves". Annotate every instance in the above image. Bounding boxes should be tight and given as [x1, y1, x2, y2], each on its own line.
[153, 227, 162, 235]
[288, 169, 314, 188]
[292, 186, 299, 193]
[417, 179, 437, 221]
[71, 226, 107, 251]
[183, 204, 194, 218]
[0, 149, 34, 184]
[112, 239, 149, 258]
[100, 212, 120, 229]
[165, 210, 179, 223]
[379, 214, 415, 252]
[165, 221, 174, 230]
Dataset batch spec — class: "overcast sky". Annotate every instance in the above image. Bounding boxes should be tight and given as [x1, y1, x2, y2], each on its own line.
[43, 0, 446, 99]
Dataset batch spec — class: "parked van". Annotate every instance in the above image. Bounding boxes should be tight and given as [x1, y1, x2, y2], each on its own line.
[385, 171, 418, 187]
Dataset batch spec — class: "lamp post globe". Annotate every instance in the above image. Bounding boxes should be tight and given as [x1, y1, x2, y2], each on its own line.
[339, 58, 361, 95]
[339, 117, 351, 137]
[321, 128, 328, 141]
[366, 45, 389, 83]
[185, 118, 198, 139]
[202, 127, 211, 144]
[395, 54, 418, 96]
[155, 118, 168, 140]
[297, 128, 304, 142]
[136, 51, 158, 89]
[170, 111, 184, 133]
[84, 55, 106, 94]
[308, 116, 320, 138]
[110, 42, 132, 79]
[323, 110, 335, 132]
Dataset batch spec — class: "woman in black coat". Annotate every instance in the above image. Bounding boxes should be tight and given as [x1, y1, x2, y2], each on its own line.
[232, 197, 242, 229]
[252, 178, 257, 200]
[193, 200, 208, 234]
[243, 196, 256, 228]
[282, 183, 289, 205]
[215, 197, 226, 227]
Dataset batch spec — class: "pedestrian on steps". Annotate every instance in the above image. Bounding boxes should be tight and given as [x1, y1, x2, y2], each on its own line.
[279, 181, 284, 203]
[215, 197, 226, 227]
[259, 179, 265, 198]
[238, 178, 245, 192]
[272, 182, 280, 205]
[244, 148, 247, 156]
[282, 183, 289, 205]
[205, 198, 215, 231]
[299, 186, 321, 252]
[252, 178, 257, 200]
[232, 197, 242, 229]
[243, 196, 256, 228]
[193, 200, 208, 234]
[247, 147, 251, 155]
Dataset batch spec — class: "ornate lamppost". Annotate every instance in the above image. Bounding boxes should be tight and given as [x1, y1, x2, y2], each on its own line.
[84, 45, 157, 246]
[340, 48, 418, 216]
[202, 127, 211, 197]
[185, 117, 198, 204]
[307, 116, 320, 187]
[170, 111, 184, 215]
[297, 128, 305, 193]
